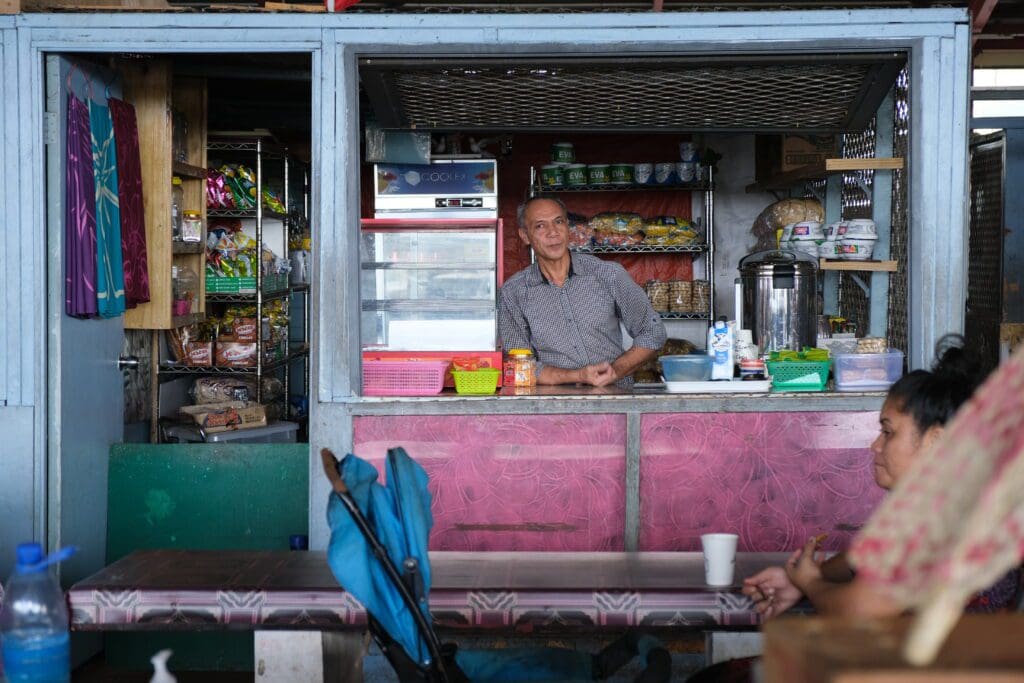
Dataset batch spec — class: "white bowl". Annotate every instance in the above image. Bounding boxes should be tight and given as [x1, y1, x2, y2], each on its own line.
[839, 235, 878, 260]
[844, 219, 876, 236]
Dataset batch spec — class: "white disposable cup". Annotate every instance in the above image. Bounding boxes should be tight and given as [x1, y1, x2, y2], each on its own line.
[701, 533, 739, 586]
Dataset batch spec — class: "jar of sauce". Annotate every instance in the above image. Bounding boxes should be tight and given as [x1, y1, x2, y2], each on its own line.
[504, 348, 536, 387]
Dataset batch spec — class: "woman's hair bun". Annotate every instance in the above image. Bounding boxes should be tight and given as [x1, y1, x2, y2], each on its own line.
[931, 333, 988, 395]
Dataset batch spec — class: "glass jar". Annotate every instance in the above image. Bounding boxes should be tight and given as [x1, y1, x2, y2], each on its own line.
[504, 348, 536, 388]
[181, 210, 202, 242]
[172, 265, 199, 316]
[170, 176, 184, 240]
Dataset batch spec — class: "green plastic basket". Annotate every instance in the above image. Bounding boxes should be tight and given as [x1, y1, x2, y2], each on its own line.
[452, 368, 501, 395]
[766, 360, 831, 392]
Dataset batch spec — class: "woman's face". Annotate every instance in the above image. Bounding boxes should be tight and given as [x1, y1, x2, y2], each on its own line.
[870, 397, 942, 490]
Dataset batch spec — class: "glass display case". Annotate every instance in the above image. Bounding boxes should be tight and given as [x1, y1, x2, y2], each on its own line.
[360, 219, 503, 352]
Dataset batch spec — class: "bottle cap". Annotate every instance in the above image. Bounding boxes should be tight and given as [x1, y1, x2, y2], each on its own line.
[15, 542, 43, 573]
[508, 348, 533, 357]
[172, 176, 182, 185]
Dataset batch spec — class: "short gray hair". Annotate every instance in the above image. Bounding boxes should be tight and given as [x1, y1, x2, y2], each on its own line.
[516, 196, 568, 230]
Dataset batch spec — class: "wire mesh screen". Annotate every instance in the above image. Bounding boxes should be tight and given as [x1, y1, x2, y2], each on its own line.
[362, 56, 904, 133]
[838, 117, 876, 335]
[966, 134, 1004, 371]
[887, 66, 909, 354]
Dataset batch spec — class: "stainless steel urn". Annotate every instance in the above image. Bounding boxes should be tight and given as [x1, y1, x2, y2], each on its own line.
[737, 249, 819, 355]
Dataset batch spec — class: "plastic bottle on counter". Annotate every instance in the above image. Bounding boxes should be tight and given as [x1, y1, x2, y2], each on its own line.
[170, 176, 184, 240]
[0, 543, 76, 683]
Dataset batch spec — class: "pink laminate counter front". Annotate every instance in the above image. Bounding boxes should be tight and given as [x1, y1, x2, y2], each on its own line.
[352, 410, 883, 554]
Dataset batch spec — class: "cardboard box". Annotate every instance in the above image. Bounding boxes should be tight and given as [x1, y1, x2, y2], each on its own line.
[180, 401, 267, 434]
[218, 317, 258, 343]
[216, 342, 258, 367]
[755, 134, 837, 182]
[182, 342, 213, 367]
[781, 134, 836, 172]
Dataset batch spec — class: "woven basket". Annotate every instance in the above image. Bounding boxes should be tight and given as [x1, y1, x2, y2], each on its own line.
[452, 368, 500, 395]
[766, 360, 831, 392]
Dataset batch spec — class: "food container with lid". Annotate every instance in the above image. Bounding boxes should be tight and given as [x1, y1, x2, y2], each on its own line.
[676, 161, 697, 183]
[660, 354, 713, 382]
[609, 163, 634, 185]
[838, 234, 878, 260]
[818, 241, 841, 258]
[551, 142, 574, 164]
[564, 163, 588, 187]
[587, 164, 611, 186]
[540, 164, 565, 188]
[503, 348, 537, 387]
[634, 163, 654, 185]
[822, 221, 846, 241]
[844, 218, 876, 236]
[654, 162, 675, 185]
[790, 221, 824, 240]
[834, 350, 904, 391]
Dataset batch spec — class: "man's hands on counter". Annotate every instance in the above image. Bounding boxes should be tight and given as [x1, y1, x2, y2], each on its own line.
[536, 346, 658, 387]
[578, 362, 618, 387]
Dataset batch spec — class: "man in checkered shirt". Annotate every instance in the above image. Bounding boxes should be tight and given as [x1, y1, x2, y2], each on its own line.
[499, 197, 666, 387]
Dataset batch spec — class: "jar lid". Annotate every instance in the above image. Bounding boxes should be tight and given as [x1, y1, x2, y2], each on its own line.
[508, 348, 533, 356]
[183, 210, 201, 217]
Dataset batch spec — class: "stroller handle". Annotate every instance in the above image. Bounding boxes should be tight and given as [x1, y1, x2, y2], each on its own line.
[320, 448, 350, 495]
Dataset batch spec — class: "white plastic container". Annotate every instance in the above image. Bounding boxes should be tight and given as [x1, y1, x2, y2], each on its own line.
[164, 421, 299, 443]
[838, 234, 878, 260]
[834, 350, 904, 391]
[790, 221, 824, 240]
[844, 218, 876, 236]
[818, 240, 841, 258]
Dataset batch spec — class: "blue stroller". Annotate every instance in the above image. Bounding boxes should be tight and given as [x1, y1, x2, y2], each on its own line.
[320, 447, 671, 683]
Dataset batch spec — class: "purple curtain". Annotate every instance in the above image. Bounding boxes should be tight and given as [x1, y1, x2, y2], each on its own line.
[65, 93, 98, 318]
[108, 97, 150, 308]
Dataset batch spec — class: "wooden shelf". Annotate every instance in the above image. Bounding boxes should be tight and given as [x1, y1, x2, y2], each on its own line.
[819, 259, 897, 272]
[747, 157, 904, 193]
[171, 312, 206, 328]
[172, 241, 204, 255]
[825, 157, 903, 172]
[172, 161, 206, 180]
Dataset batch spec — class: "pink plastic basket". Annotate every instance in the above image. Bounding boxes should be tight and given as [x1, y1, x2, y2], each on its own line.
[362, 359, 450, 396]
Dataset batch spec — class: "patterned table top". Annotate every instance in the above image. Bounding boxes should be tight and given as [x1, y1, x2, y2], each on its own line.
[69, 550, 783, 633]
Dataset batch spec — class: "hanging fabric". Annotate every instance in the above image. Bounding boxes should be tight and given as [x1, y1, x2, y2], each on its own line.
[89, 99, 127, 318]
[65, 93, 98, 318]
[108, 97, 151, 308]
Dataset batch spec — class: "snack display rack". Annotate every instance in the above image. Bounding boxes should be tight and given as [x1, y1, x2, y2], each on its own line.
[155, 135, 311, 440]
[529, 166, 715, 324]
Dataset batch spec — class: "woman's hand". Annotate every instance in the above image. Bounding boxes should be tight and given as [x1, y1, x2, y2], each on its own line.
[785, 537, 826, 593]
[741, 554, 804, 619]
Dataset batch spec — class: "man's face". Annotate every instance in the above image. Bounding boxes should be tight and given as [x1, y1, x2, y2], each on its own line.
[519, 199, 569, 262]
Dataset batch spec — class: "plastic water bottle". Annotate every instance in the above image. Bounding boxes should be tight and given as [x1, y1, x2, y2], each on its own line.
[0, 543, 73, 683]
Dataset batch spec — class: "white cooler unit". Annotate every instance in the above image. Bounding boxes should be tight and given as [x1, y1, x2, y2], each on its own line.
[373, 158, 498, 218]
